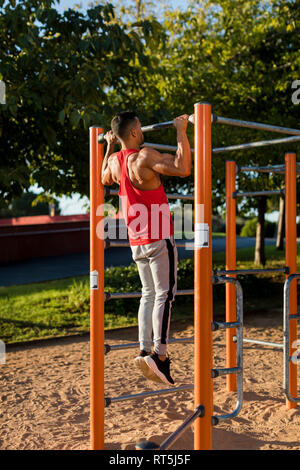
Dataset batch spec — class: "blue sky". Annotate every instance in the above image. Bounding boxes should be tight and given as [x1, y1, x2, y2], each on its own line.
[54, 0, 95, 13]
[54, 0, 187, 14]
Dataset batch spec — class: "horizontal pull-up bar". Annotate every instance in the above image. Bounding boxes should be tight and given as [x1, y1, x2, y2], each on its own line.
[101, 113, 300, 136]
[142, 134, 300, 155]
[141, 114, 195, 133]
[215, 267, 289, 276]
[238, 163, 300, 175]
[233, 190, 284, 198]
[213, 115, 300, 136]
[105, 289, 194, 301]
[98, 115, 195, 142]
[213, 135, 300, 154]
[144, 136, 300, 156]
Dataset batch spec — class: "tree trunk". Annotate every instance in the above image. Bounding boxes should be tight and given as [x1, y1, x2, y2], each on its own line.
[276, 196, 285, 250]
[254, 196, 267, 266]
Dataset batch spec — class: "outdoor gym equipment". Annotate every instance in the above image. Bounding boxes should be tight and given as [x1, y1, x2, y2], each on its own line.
[89, 103, 300, 450]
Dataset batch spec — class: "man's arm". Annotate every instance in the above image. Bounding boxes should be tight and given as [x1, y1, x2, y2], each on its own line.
[139, 115, 191, 178]
[101, 131, 117, 186]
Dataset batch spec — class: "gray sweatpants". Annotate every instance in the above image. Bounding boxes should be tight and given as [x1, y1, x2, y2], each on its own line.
[130, 236, 178, 356]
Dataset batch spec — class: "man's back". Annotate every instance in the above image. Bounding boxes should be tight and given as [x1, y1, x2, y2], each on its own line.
[116, 148, 173, 246]
[105, 148, 162, 191]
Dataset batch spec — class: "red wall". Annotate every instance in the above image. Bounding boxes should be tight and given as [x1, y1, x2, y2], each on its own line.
[0, 214, 128, 263]
[0, 214, 90, 263]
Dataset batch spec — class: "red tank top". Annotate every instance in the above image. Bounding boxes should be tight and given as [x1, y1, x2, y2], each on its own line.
[117, 149, 173, 246]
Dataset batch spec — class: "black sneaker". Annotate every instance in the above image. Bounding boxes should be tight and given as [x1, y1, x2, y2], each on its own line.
[134, 350, 164, 383]
[144, 353, 175, 386]
[134, 350, 150, 370]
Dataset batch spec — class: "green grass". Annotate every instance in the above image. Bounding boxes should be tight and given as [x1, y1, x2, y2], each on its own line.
[0, 244, 297, 344]
[213, 243, 287, 266]
[212, 243, 299, 277]
[0, 277, 91, 343]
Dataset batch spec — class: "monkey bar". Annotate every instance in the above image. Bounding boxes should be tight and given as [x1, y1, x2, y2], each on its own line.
[213, 135, 300, 154]
[233, 190, 284, 198]
[141, 114, 195, 133]
[213, 114, 300, 136]
[238, 164, 300, 174]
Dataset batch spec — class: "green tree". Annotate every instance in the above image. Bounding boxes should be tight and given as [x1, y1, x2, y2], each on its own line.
[147, 0, 300, 263]
[0, 0, 165, 202]
[0, 190, 60, 218]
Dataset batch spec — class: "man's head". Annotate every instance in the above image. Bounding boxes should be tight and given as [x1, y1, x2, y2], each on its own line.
[111, 111, 144, 147]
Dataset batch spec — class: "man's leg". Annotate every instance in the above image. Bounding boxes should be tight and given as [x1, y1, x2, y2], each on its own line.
[144, 237, 178, 385]
[150, 237, 178, 357]
[131, 245, 155, 354]
[131, 245, 166, 383]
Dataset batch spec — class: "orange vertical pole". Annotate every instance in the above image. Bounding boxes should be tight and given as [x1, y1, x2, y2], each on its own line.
[89, 126, 105, 448]
[285, 152, 298, 410]
[226, 161, 237, 392]
[194, 102, 213, 450]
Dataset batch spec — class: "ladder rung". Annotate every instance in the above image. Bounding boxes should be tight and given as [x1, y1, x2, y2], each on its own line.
[212, 321, 241, 331]
[211, 367, 242, 378]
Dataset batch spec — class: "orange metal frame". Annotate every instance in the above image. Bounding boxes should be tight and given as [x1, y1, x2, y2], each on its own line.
[89, 113, 297, 452]
[285, 152, 298, 409]
[90, 126, 105, 450]
[194, 102, 213, 450]
[225, 154, 298, 408]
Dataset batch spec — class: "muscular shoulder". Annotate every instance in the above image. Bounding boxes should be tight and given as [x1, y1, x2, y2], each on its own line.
[138, 147, 160, 167]
[110, 152, 120, 160]
[108, 152, 120, 166]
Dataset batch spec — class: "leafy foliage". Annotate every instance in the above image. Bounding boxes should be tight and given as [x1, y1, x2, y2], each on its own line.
[240, 216, 276, 238]
[0, 0, 299, 217]
[0, 189, 60, 218]
[0, 0, 165, 202]
[150, 0, 300, 209]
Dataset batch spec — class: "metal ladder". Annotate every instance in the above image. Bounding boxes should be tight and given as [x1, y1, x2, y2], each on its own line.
[211, 275, 244, 425]
[136, 275, 244, 450]
[283, 274, 300, 403]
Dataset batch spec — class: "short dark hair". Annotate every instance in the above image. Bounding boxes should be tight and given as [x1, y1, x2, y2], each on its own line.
[111, 111, 138, 140]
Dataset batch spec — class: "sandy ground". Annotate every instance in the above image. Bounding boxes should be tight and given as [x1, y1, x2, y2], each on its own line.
[0, 308, 299, 451]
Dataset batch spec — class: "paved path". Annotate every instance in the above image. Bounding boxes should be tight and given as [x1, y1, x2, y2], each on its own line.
[0, 237, 276, 287]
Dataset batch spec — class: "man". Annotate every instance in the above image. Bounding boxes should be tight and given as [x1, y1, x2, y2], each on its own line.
[101, 111, 191, 386]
